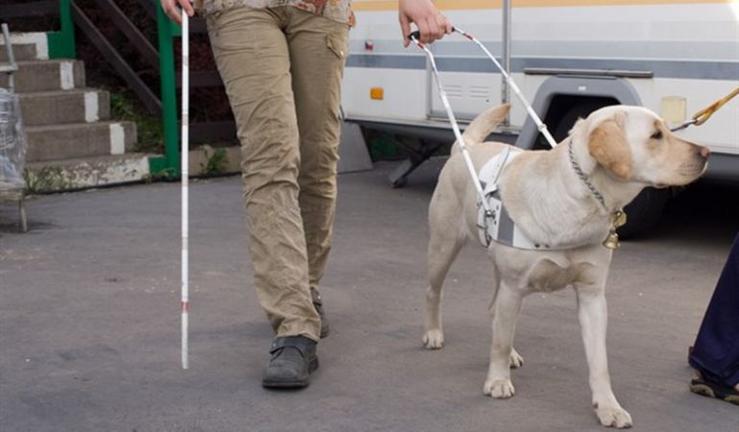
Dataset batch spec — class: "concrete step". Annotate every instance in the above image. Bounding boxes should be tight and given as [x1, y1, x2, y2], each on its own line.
[19, 89, 110, 126]
[188, 145, 241, 176]
[25, 153, 151, 193]
[0, 32, 49, 61]
[0, 60, 85, 92]
[26, 121, 137, 162]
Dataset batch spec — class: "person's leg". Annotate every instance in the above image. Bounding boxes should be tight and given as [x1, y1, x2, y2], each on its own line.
[286, 8, 349, 333]
[689, 234, 739, 402]
[286, 7, 349, 305]
[207, 7, 320, 342]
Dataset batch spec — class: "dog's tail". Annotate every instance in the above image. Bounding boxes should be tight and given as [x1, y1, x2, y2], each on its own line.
[452, 103, 511, 154]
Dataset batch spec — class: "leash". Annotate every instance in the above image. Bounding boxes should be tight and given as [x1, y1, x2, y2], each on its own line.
[671, 87, 739, 132]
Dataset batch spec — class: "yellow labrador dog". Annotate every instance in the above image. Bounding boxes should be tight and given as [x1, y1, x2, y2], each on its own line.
[423, 104, 709, 428]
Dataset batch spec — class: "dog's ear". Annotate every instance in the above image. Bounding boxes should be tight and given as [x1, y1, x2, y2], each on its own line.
[587, 116, 632, 181]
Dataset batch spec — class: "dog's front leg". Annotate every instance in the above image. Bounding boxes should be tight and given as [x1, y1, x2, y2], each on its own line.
[483, 282, 522, 398]
[575, 286, 632, 429]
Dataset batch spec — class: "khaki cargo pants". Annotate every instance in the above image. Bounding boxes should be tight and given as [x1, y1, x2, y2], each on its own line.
[207, 6, 349, 342]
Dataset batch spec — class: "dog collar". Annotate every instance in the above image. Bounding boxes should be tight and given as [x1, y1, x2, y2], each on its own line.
[567, 139, 627, 249]
[567, 139, 608, 211]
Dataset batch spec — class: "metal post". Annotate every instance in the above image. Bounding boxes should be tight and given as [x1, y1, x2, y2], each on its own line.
[2, 24, 17, 91]
[501, 0, 512, 126]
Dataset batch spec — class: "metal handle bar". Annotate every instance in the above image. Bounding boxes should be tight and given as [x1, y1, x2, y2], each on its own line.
[408, 32, 491, 214]
[407, 28, 456, 41]
[408, 27, 558, 149]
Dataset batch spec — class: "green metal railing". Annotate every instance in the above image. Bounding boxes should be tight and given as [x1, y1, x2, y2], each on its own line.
[49, 0, 183, 176]
[47, 0, 76, 59]
[149, 5, 181, 177]
[34, 1, 199, 177]
[0, 1, 75, 59]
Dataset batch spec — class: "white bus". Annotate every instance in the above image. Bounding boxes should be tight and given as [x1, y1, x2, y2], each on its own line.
[341, 0, 739, 234]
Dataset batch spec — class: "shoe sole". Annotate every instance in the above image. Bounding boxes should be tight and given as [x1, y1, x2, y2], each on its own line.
[690, 382, 739, 406]
[262, 357, 319, 389]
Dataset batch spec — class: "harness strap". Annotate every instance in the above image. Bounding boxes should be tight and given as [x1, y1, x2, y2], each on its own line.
[408, 36, 491, 215]
[477, 148, 560, 250]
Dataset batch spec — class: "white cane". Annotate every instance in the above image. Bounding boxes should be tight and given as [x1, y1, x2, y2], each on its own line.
[181, 10, 190, 370]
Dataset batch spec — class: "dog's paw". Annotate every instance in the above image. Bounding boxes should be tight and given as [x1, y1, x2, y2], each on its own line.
[422, 329, 444, 349]
[483, 378, 515, 399]
[594, 404, 632, 429]
[510, 348, 524, 369]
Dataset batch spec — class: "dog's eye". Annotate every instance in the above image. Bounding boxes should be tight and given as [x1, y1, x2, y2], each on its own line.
[651, 130, 663, 140]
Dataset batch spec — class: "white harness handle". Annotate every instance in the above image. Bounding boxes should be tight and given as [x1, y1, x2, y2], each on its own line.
[408, 29, 558, 214]
[408, 34, 491, 215]
[452, 27, 558, 149]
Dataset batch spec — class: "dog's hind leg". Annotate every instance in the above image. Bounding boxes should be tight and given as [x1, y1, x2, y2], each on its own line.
[509, 347, 524, 369]
[423, 196, 466, 350]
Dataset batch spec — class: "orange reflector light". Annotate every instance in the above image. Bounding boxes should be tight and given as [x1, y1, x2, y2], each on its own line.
[370, 87, 384, 100]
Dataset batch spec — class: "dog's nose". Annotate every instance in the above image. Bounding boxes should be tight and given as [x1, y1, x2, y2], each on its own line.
[698, 146, 711, 159]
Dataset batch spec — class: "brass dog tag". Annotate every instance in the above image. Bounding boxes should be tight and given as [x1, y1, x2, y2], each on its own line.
[603, 210, 627, 250]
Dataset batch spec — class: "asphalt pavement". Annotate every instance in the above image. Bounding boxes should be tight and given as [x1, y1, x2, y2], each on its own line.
[1, 160, 737, 432]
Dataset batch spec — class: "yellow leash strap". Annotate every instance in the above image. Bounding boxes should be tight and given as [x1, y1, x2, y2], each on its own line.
[672, 87, 739, 131]
[692, 86, 739, 126]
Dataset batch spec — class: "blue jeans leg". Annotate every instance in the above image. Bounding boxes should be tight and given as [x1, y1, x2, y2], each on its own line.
[689, 233, 739, 387]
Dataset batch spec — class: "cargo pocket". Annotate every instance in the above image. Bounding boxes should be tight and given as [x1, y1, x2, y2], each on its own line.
[326, 33, 348, 61]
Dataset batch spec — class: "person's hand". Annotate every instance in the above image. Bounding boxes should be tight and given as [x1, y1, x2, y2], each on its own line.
[161, 0, 194, 25]
[399, 0, 452, 47]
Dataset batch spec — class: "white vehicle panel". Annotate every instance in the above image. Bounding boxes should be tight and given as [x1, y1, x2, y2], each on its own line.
[343, 1, 739, 155]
